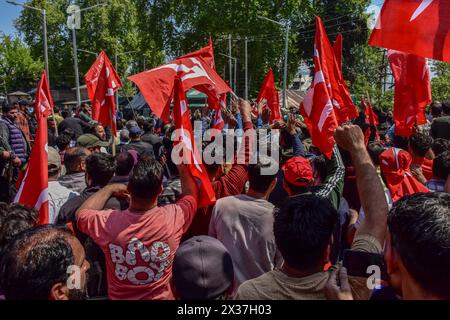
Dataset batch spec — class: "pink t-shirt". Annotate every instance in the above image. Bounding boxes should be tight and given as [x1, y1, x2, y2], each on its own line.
[77, 195, 197, 300]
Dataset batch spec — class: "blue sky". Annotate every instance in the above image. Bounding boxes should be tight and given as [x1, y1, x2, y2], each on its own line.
[0, 0, 23, 36]
[0, 0, 384, 37]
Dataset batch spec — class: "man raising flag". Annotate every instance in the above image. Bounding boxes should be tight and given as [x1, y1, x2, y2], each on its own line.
[15, 70, 53, 225]
[85, 50, 122, 136]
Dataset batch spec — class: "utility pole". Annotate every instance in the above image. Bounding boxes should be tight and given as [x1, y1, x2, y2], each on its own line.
[72, 28, 81, 107]
[245, 36, 248, 100]
[228, 34, 233, 91]
[257, 16, 290, 110]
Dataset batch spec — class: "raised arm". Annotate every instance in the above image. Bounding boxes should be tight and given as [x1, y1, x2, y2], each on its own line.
[334, 124, 389, 245]
[75, 184, 128, 220]
[178, 164, 198, 199]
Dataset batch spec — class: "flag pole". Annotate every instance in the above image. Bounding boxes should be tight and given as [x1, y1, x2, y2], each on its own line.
[108, 107, 116, 156]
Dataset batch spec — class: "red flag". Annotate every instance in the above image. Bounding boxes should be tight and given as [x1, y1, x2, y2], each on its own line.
[333, 33, 343, 70]
[172, 77, 216, 208]
[129, 57, 231, 122]
[369, 0, 450, 62]
[178, 37, 215, 69]
[315, 17, 358, 124]
[299, 18, 339, 159]
[388, 50, 432, 137]
[256, 68, 281, 124]
[179, 38, 226, 111]
[85, 51, 122, 135]
[212, 94, 226, 131]
[363, 98, 380, 142]
[363, 98, 379, 126]
[15, 70, 54, 225]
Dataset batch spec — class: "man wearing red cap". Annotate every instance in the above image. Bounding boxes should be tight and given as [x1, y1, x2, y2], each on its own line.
[281, 146, 345, 211]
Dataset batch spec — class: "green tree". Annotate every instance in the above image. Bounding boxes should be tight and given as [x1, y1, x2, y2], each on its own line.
[14, 0, 164, 92]
[0, 34, 44, 92]
[431, 61, 450, 102]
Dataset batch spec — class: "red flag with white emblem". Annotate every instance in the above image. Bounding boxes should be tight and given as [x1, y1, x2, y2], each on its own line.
[256, 68, 282, 124]
[315, 18, 358, 124]
[179, 38, 226, 111]
[129, 57, 231, 122]
[178, 37, 215, 69]
[369, 0, 450, 62]
[299, 18, 339, 159]
[212, 94, 226, 131]
[388, 50, 432, 137]
[15, 70, 53, 225]
[85, 51, 122, 135]
[172, 77, 216, 208]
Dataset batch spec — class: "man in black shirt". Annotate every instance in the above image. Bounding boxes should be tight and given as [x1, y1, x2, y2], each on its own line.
[118, 126, 155, 159]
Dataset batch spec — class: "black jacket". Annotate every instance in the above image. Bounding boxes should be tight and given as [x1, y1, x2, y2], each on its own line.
[57, 186, 129, 298]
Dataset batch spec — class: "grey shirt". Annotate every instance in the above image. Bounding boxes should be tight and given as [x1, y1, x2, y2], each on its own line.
[209, 195, 283, 288]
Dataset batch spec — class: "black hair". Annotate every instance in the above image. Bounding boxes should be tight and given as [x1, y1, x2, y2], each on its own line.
[56, 134, 72, 152]
[2, 104, 18, 113]
[0, 225, 74, 300]
[248, 158, 277, 193]
[409, 133, 433, 158]
[128, 158, 164, 199]
[442, 100, 450, 116]
[394, 135, 409, 151]
[433, 151, 450, 181]
[90, 123, 104, 135]
[61, 110, 69, 119]
[85, 153, 116, 187]
[274, 194, 338, 270]
[388, 192, 450, 298]
[368, 142, 386, 166]
[142, 120, 154, 133]
[0, 203, 38, 255]
[312, 155, 327, 183]
[61, 128, 76, 140]
[63, 147, 89, 174]
[432, 138, 450, 157]
[53, 106, 60, 113]
[430, 102, 442, 117]
[115, 152, 135, 176]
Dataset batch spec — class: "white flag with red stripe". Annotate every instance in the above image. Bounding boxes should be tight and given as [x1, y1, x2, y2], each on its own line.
[15, 70, 54, 224]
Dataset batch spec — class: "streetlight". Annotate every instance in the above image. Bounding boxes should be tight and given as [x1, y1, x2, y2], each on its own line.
[67, 3, 107, 107]
[6, 1, 50, 85]
[7, 0, 59, 136]
[257, 15, 290, 110]
[219, 53, 238, 93]
[115, 50, 136, 108]
[77, 49, 98, 57]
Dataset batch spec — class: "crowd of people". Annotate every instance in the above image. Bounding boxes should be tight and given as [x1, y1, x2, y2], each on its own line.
[0, 96, 449, 300]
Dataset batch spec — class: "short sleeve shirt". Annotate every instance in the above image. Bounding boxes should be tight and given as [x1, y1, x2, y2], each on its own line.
[77, 195, 197, 300]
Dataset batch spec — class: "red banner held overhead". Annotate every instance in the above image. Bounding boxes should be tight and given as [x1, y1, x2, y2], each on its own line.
[388, 50, 432, 137]
[129, 57, 231, 122]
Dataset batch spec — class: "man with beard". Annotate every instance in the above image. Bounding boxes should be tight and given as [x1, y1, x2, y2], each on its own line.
[0, 225, 90, 300]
